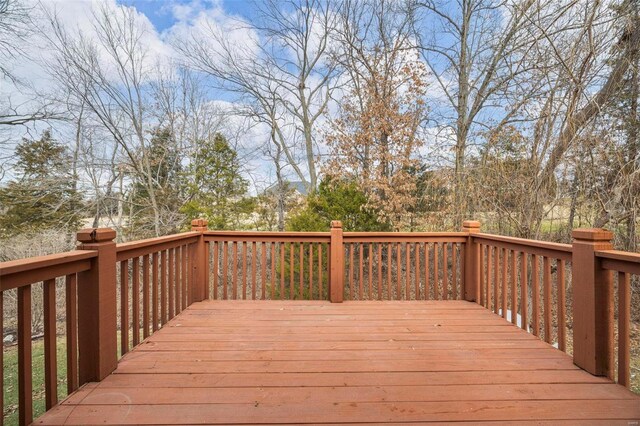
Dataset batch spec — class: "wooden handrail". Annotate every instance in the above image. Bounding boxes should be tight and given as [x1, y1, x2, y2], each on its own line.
[596, 249, 640, 275]
[473, 233, 572, 260]
[0, 250, 97, 291]
[116, 232, 200, 261]
[343, 232, 467, 243]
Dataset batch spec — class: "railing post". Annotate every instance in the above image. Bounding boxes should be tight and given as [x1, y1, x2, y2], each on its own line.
[571, 228, 614, 377]
[76, 228, 118, 384]
[329, 220, 344, 303]
[462, 220, 481, 302]
[191, 219, 208, 303]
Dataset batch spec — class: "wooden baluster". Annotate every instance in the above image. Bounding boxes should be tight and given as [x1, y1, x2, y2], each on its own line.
[242, 242, 247, 300]
[459, 244, 465, 301]
[510, 250, 517, 325]
[434, 243, 439, 300]
[204, 243, 210, 300]
[485, 246, 491, 309]
[308, 244, 314, 299]
[493, 247, 499, 312]
[531, 255, 540, 336]
[212, 242, 219, 300]
[222, 242, 228, 300]
[152, 252, 159, 332]
[261, 242, 267, 300]
[425, 243, 430, 300]
[558, 259, 566, 351]
[280, 243, 285, 299]
[132, 258, 140, 345]
[359, 244, 364, 300]
[368, 243, 374, 299]
[232, 242, 238, 300]
[479, 245, 485, 307]
[65, 274, 78, 393]
[349, 245, 354, 300]
[168, 250, 175, 317]
[618, 271, 630, 387]
[182, 245, 188, 308]
[44, 278, 57, 409]
[289, 243, 295, 299]
[297, 243, 303, 299]
[452, 244, 458, 300]
[377, 244, 383, 300]
[396, 243, 401, 300]
[520, 252, 528, 331]
[176, 247, 182, 312]
[443, 243, 449, 301]
[161, 251, 167, 324]
[413, 243, 420, 300]
[175, 248, 182, 312]
[501, 248, 507, 319]
[387, 243, 392, 300]
[251, 242, 258, 300]
[142, 254, 150, 337]
[405, 243, 411, 300]
[318, 244, 323, 300]
[18, 285, 33, 426]
[271, 242, 276, 299]
[543, 256, 552, 343]
[120, 260, 129, 355]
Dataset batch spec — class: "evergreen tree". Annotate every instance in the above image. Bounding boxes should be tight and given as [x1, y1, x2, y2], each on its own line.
[181, 133, 249, 229]
[0, 130, 82, 235]
[287, 177, 390, 232]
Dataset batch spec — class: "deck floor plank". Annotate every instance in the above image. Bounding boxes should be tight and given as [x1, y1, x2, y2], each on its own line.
[36, 300, 640, 425]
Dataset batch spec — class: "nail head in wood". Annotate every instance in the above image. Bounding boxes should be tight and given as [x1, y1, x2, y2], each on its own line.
[77, 228, 116, 243]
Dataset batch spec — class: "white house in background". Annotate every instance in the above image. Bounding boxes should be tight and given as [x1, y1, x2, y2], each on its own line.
[263, 181, 309, 198]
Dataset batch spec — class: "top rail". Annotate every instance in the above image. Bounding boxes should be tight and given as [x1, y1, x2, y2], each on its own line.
[204, 230, 331, 243]
[596, 250, 640, 275]
[343, 232, 468, 243]
[0, 250, 97, 291]
[116, 232, 200, 261]
[473, 232, 572, 261]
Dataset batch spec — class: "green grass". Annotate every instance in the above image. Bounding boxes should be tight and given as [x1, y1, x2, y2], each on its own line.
[3, 337, 69, 426]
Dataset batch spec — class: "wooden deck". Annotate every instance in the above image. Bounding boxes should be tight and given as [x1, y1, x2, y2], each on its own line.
[37, 300, 640, 425]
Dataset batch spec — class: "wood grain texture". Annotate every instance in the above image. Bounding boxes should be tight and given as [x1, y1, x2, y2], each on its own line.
[36, 300, 640, 425]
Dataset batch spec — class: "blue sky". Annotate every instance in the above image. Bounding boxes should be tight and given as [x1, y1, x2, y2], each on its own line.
[118, 0, 251, 31]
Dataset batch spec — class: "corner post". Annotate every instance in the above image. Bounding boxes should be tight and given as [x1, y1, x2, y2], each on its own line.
[462, 220, 481, 302]
[329, 221, 344, 303]
[76, 228, 118, 384]
[571, 228, 614, 377]
[190, 219, 208, 303]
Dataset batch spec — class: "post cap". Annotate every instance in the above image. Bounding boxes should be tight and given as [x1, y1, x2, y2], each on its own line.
[572, 228, 613, 242]
[330, 220, 342, 229]
[191, 218, 208, 228]
[77, 228, 116, 243]
[462, 220, 481, 231]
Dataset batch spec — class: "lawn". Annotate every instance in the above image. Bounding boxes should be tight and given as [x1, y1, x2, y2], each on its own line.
[3, 338, 69, 426]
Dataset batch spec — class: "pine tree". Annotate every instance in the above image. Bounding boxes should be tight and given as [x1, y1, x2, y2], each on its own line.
[0, 130, 82, 235]
[181, 133, 249, 229]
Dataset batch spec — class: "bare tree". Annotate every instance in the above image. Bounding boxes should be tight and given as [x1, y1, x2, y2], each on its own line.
[414, 0, 538, 225]
[43, 4, 168, 236]
[175, 0, 339, 193]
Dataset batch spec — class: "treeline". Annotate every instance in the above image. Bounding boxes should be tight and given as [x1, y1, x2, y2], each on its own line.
[0, 0, 638, 251]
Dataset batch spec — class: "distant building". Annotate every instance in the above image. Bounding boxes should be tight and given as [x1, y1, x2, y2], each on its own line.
[263, 181, 308, 197]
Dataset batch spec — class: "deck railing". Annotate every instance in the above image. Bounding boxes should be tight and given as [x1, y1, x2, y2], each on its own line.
[0, 219, 638, 425]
